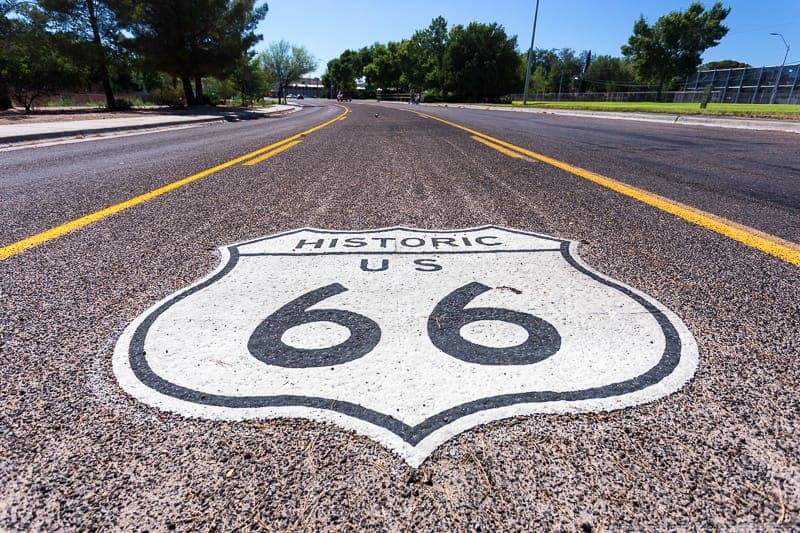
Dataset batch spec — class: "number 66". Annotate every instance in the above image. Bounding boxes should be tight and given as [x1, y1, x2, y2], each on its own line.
[248, 282, 560, 368]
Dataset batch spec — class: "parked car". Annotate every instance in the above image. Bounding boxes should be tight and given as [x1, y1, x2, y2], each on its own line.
[336, 92, 352, 102]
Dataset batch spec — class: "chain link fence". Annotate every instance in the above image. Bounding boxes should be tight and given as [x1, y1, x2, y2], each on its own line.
[686, 64, 799, 104]
[510, 63, 800, 105]
[507, 91, 721, 103]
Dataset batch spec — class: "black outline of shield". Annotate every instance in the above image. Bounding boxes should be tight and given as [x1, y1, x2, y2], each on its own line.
[126, 226, 683, 446]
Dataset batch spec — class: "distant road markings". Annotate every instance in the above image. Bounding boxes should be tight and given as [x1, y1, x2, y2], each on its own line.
[416, 111, 800, 268]
[0, 106, 349, 261]
[242, 140, 302, 166]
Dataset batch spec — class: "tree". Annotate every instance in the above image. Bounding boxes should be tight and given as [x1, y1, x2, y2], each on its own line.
[339, 48, 365, 90]
[363, 42, 403, 91]
[408, 16, 449, 98]
[517, 48, 581, 94]
[621, 2, 730, 100]
[584, 55, 636, 92]
[395, 39, 423, 92]
[445, 22, 520, 101]
[0, 0, 18, 108]
[123, 0, 268, 105]
[526, 65, 548, 93]
[205, 57, 269, 105]
[39, 0, 124, 108]
[1, 3, 84, 112]
[323, 49, 360, 96]
[545, 48, 582, 94]
[259, 40, 315, 104]
[701, 59, 750, 70]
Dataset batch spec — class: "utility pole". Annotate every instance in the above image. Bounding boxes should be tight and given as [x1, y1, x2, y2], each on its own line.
[522, 0, 541, 105]
[769, 32, 790, 104]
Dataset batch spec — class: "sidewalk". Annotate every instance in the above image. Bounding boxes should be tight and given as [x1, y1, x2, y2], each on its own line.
[419, 102, 800, 134]
[0, 105, 299, 145]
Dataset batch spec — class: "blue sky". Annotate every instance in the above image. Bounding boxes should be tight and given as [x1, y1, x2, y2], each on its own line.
[256, 1, 799, 78]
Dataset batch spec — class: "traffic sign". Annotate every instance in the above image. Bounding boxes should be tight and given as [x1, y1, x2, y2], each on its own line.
[113, 227, 698, 466]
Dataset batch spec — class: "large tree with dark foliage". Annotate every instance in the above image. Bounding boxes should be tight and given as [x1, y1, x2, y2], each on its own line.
[326, 18, 523, 102]
[362, 42, 403, 92]
[1, 1, 84, 112]
[621, 2, 730, 100]
[123, 0, 268, 105]
[701, 59, 750, 70]
[406, 16, 449, 98]
[322, 49, 361, 96]
[0, 0, 17, 108]
[445, 22, 520, 101]
[584, 55, 636, 92]
[39, 0, 125, 108]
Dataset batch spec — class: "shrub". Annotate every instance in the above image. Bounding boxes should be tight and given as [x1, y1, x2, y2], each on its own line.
[147, 86, 185, 107]
[196, 94, 219, 106]
[422, 90, 439, 103]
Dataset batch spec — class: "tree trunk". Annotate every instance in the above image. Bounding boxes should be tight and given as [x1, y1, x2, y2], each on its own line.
[0, 77, 11, 110]
[86, 0, 115, 109]
[439, 56, 446, 102]
[195, 76, 203, 101]
[181, 76, 195, 106]
[656, 71, 667, 102]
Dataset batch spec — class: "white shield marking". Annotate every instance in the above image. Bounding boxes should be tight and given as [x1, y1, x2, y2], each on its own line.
[113, 227, 698, 466]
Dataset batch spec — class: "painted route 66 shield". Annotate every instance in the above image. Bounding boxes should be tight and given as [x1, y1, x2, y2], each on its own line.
[113, 227, 697, 466]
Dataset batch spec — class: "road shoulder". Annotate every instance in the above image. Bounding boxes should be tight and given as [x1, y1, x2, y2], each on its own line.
[417, 102, 800, 134]
[0, 105, 300, 146]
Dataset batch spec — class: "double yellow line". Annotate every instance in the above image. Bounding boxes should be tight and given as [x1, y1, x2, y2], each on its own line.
[415, 111, 800, 267]
[0, 106, 350, 261]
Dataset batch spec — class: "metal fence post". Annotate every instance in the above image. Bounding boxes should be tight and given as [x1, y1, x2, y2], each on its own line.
[789, 65, 800, 103]
[721, 69, 732, 102]
[769, 33, 790, 104]
[751, 67, 764, 104]
[735, 68, 745, 103]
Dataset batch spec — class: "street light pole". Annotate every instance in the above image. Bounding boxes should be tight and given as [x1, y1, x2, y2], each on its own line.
[769, 32, 790, 104]
[522, 0, 541, 105]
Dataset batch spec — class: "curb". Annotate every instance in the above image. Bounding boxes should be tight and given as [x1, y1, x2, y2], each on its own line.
[0, 116, 225, 144]
[418, 103, 800, 134]
[0, 106, 299, 145]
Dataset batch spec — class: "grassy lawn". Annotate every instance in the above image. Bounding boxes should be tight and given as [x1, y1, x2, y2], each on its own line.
[509, 101, 800, 120]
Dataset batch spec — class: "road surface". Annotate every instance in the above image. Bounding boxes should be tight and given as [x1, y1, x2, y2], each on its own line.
[1, 101, 798, 530]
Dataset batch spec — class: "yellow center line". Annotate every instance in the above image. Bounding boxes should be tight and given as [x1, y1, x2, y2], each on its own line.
[471, 135, 524, 159]
[417, 111, 800, 268]
[242, 140, 302, 166]
[0, 105, 350, 261]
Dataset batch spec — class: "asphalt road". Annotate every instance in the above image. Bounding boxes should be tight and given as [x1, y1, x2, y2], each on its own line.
[1, 101, 798, 530]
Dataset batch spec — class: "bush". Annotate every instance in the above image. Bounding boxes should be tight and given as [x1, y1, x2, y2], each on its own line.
[422, 90, 452, 103]
[147, 86, 185, 107]
[113, 98, 132, 110]
[196, 94, 219, 106]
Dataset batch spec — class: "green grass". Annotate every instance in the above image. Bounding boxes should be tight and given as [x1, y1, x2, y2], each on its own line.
[43, 98, 106, 108]
[509, 100, 800, 119]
